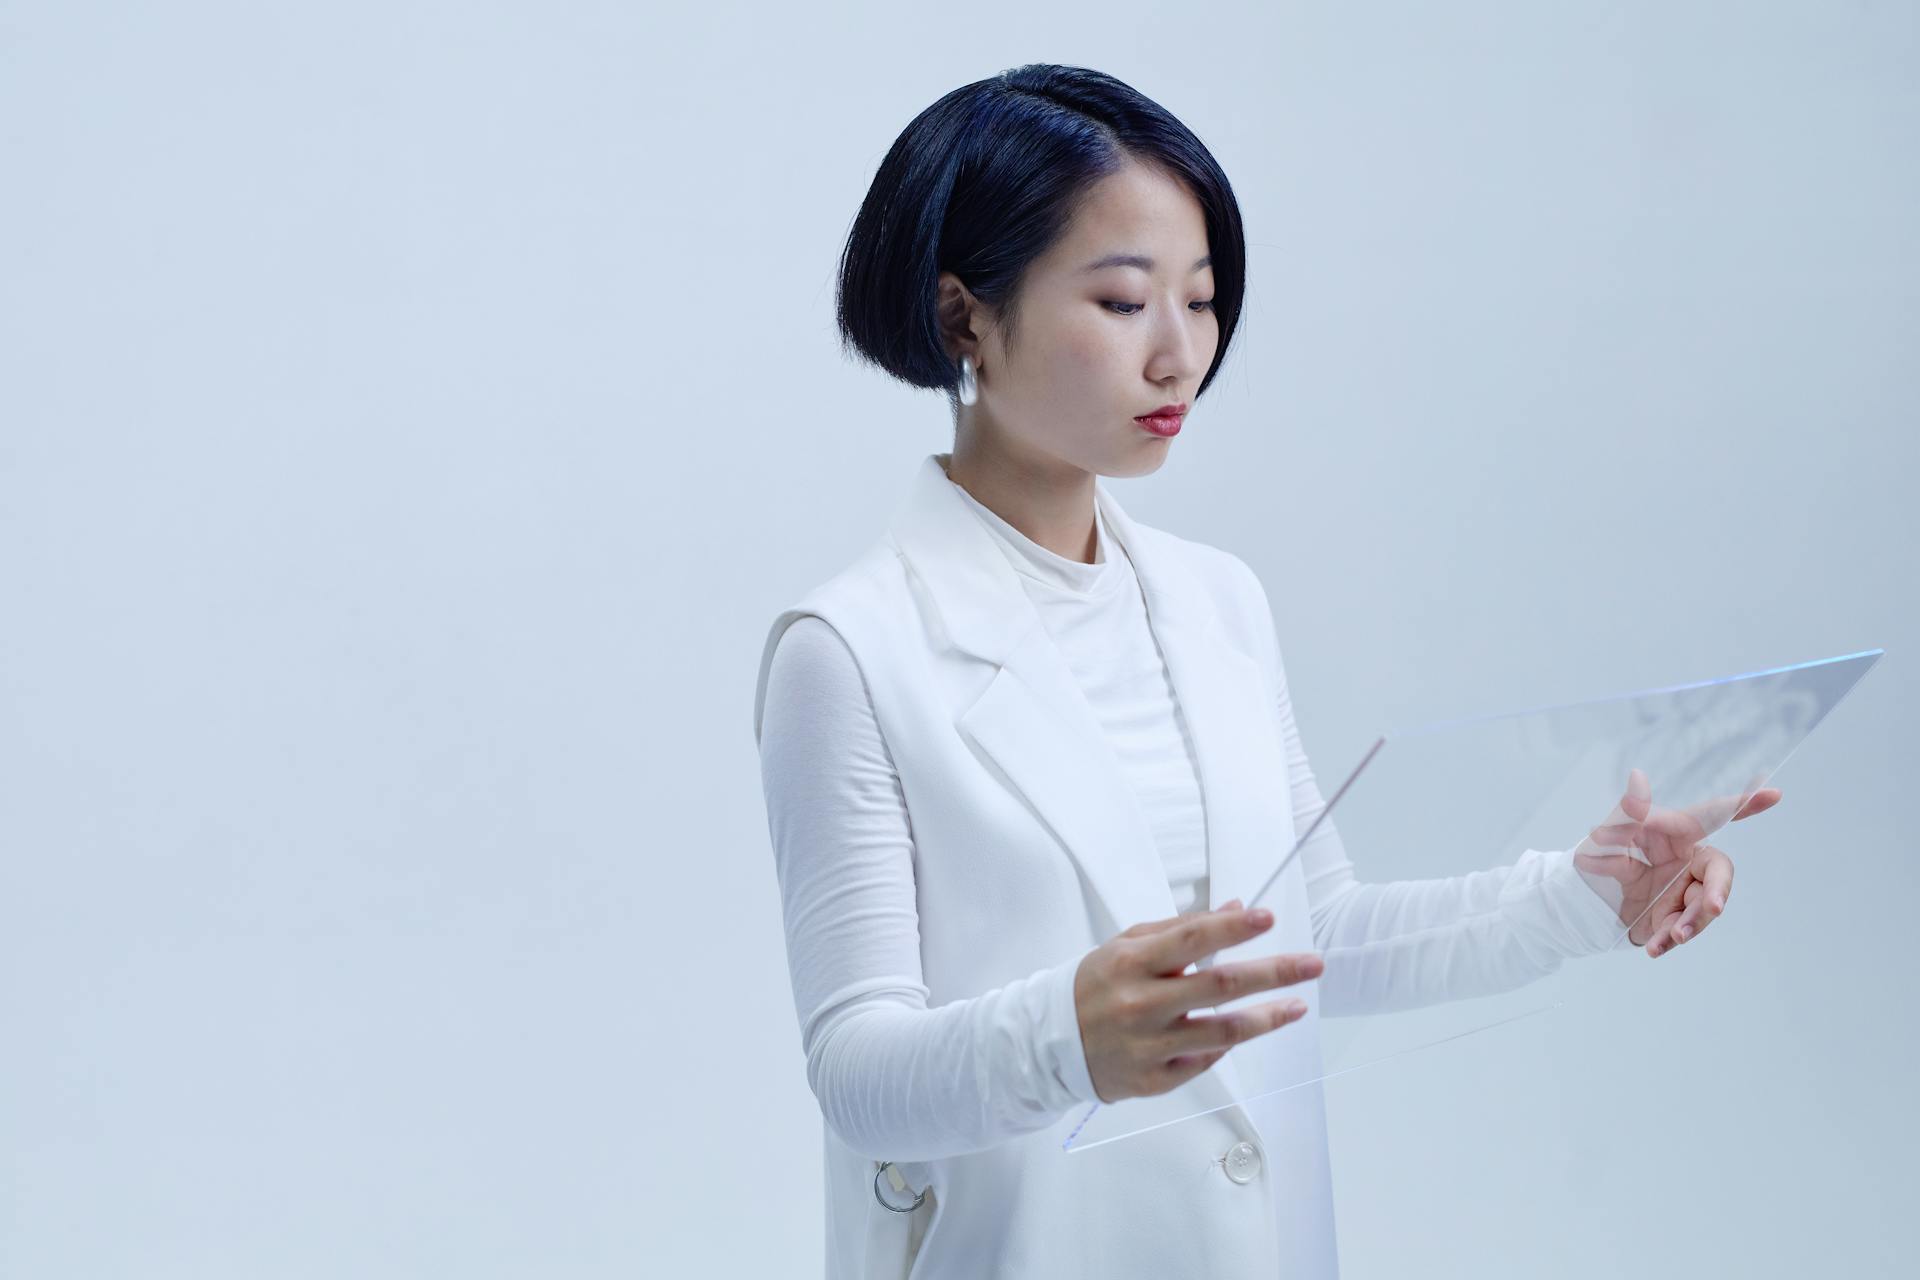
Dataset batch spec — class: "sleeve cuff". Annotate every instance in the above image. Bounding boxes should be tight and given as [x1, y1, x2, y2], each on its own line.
[1501, 847, 1633, 960]
[1038, 949, 1102, 1106]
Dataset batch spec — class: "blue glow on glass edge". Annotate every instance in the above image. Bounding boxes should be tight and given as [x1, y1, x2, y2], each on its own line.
[1388, 648, 1885, 740]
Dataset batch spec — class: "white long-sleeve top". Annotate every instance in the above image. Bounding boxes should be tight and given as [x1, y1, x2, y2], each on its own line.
[949, 479, 1212, 915]
[757, 478, 1627, 1162]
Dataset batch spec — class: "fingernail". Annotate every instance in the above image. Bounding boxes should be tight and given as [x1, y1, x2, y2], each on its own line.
[1678, 924, 1692, 940]
[1245, 908, 1270, 927]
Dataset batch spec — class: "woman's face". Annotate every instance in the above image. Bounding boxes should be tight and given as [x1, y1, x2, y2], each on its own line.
[942, 158, 1220, 482]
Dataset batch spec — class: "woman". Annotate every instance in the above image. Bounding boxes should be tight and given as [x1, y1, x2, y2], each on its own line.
[753, 64, 1776, 1279]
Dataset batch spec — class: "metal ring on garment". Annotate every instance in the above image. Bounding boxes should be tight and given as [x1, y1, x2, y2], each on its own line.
[873, 1161, 927, 1213]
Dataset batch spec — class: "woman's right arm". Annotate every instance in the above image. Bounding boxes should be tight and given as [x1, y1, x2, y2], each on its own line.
[757, 615, 1103, 1164]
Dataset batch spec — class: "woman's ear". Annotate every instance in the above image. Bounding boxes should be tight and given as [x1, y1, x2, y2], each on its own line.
[935, 271, 982, 367]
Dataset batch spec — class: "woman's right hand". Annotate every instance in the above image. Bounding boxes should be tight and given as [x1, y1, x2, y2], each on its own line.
[1073, 898, 1324, 1105]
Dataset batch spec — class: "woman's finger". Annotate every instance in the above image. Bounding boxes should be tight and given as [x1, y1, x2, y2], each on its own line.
[1732, 787, 1783, 822]
[1649, 897, 1696, 955]
[1673, 880, 1705, 941]
[1648, 910, 1682, 957]
[1621, 768, 1653, 822]
[1584, 773, 1651, 847]
[1677, 785, 1783, 837]
[1677, 850, 1733, 940]
[1124, 899, 1240, 941]
[1137, 903, 1276, 977]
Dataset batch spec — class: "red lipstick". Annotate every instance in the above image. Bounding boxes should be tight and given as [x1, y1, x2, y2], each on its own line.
[1134, 403, 1186, 437]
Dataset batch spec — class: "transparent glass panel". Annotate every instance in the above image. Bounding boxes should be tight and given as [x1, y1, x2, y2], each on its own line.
[1062, 649, 1882, 1154]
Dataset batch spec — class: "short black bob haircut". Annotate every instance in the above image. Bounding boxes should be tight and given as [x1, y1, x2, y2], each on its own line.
[836, 64, 1247, 411]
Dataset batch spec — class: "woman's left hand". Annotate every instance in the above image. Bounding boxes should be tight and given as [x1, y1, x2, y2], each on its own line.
[1571, 768, 1783, 959]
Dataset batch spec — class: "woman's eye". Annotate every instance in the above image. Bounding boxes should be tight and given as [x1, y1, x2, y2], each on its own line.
[1102, 300, 1216, 316]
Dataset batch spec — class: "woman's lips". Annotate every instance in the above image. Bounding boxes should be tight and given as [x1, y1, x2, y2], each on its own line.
[1135, 412, 1183, 437]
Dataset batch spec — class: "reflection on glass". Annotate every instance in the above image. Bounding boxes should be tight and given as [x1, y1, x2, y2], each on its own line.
[1063, 649, 1881, 1154]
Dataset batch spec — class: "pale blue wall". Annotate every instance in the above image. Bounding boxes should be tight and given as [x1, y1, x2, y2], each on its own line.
[2, 2, 1911, 1275]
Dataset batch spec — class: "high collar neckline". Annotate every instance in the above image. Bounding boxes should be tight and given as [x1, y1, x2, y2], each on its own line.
[943, 472, 1127, 598]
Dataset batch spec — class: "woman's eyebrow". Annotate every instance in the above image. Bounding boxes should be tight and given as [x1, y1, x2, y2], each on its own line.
[1079, 252, 1212, 273]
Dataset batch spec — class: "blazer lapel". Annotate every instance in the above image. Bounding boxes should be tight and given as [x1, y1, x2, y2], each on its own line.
[887, 453, 1290, 930]
[887, 453, 1181, 935]
[887, 453, 1296, 1134]
[1097, 487, 1293, 926]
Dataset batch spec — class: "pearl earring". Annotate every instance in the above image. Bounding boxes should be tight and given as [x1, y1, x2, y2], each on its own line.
[957, 354, 978, 407]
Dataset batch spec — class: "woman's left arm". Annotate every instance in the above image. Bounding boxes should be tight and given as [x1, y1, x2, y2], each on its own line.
[1265, 639, 1627, 1016]
[1230, 559, 1779, 1018]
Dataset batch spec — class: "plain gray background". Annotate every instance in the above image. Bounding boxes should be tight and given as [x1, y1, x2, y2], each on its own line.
[2, 1, 1912, 1275]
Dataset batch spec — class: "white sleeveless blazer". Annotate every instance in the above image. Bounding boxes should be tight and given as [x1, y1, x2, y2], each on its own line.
[753, 452, 1342, 1278]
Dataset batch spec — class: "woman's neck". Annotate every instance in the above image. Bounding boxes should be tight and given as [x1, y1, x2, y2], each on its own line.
[940, 449, 1099, 565]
